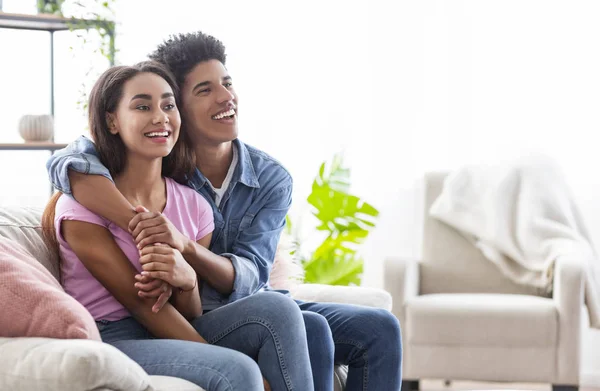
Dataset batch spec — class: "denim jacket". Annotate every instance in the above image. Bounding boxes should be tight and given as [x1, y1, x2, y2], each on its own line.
[46, 136, 293, 310]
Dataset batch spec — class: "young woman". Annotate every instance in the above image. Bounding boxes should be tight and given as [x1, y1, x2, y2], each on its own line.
[42, 61, 314, 391]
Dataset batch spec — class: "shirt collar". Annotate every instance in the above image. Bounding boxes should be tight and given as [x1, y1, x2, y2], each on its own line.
[190, 139, 260, 191]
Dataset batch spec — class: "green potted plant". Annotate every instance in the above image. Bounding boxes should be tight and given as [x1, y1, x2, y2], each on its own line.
[37, 0, 65, 15]
[36, 0, 116, 65]
[287, 153, 379, 286]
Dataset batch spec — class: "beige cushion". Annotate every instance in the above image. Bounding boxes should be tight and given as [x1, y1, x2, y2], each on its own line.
[408, 344, 555, 382]
[420, 172, 547, 297]
[0, 337, 153, 391]
[406, 293, 557, 347]
[0, 206, 59, 280]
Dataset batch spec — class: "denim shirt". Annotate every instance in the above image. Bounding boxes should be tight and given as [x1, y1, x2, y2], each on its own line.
[46, 136, 293, 310]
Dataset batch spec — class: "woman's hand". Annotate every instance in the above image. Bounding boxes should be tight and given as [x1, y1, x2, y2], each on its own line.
[139, 244, 197, 290]
[134, 274, 173, 313]
[129, 205, 190, 252]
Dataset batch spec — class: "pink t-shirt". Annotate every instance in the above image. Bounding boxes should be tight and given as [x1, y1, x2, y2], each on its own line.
[55, 177, 214, 321]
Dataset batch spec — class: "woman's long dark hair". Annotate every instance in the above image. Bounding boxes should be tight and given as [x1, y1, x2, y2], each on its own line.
[42, 61, 195, 256]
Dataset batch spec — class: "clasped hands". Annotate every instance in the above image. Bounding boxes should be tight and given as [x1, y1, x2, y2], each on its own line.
[128, 206, 196, 313]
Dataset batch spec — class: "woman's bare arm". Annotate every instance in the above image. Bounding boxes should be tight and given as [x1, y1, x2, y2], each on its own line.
[62, 220, 205, 342]
[69, 171, 135, 231]
[197, 233, 212, 249]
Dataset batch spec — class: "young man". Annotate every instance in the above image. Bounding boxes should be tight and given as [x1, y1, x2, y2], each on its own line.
[47, 32, 402, 390]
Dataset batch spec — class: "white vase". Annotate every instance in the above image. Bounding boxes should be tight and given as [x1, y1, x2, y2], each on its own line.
[18, 115, 54, 142]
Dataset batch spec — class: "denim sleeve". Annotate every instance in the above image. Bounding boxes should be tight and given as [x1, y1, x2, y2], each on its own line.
[222, 179, 293, 303]
[46, 136, 114, 195]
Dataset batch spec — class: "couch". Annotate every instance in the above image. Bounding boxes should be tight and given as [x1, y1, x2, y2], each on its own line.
[385, 172, 584, 391]
[0, 206, 393, 391]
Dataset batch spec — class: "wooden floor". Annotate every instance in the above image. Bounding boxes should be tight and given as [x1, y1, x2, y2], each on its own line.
[421, 380, 600, 391]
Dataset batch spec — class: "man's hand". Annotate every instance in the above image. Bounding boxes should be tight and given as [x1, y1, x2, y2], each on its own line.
[134, 274, 172, 313]
[139, 244, 197, 291]
[263, 377, 271, 391]
[129, 205, 189, 252]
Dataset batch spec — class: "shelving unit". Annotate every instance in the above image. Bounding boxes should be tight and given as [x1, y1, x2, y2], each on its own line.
[0, 142, 68, 151]
[0, 11, 114, 196]
[0, 11, 95, 31]
[0, 11, 115, 124]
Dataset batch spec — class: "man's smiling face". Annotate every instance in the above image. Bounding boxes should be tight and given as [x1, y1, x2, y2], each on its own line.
[181, 59, 238, 146]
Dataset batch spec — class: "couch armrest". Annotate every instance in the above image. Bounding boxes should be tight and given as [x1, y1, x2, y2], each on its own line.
[0, 337, 153, 391]
[553, 256, 585, 385]
[291, 283, 392, 310]
[384, 257, 420, 326]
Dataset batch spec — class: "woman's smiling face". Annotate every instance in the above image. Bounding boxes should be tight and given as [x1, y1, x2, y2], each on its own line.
[108, 72, 181, 159]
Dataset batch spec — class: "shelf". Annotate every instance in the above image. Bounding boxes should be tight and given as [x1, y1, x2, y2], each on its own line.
[0, 11, 110, 32]
[0, 142, 67, 151]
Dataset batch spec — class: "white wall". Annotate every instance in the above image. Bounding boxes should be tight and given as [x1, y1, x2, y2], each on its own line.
[111, 0, 600, 289]
[4, 0, 600, 287]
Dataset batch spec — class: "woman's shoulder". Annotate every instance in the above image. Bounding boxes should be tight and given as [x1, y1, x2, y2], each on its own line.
[54, 194, 109, 227]
[55, 193, 86, 216]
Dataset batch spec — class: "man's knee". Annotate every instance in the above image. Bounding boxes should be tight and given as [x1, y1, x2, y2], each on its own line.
[360, 308, 401, 339]
[359, 308, 402, 361]
[303, 312, 332, 340]
[302, 311, 334, 354]
[379, 309, 401, 343]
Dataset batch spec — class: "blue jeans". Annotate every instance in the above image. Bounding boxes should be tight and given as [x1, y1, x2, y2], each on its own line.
[298, 301, 403, 391]
[98, 292, 314, 391]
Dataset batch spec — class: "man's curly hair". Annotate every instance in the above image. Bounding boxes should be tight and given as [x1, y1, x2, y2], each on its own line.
[148, 31, 227, 86]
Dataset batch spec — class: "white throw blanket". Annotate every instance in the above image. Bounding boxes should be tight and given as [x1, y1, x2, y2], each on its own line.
[429, 157, 600, 328]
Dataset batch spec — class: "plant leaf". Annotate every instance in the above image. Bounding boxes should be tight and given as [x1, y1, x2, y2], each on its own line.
[311, 230, 369, 261]
[308, 188, 378, 232]
[303, 247, 363, 286]
[285, 215, 293, 235]
[292, 152, 379, 287]
[315, 153, 350, 193]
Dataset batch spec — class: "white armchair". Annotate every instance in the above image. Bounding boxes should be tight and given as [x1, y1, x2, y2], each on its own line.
[385, 172, 585, 391]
